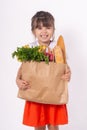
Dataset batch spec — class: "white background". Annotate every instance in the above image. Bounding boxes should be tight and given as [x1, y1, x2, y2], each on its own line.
[0, 0, 87, 130]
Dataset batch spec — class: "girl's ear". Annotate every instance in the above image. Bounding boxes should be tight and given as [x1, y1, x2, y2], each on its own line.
[32, 30, 36, 36]
[50, 31, 55, 41]
[32, 31, 37, 40]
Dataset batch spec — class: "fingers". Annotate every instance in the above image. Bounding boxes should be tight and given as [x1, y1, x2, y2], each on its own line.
[66, 66, 71, 73]
[61, 73, 71, 82]
[63, 65, 71, 81]
[21, 81, 31, 90]
[22, 80, 29, 86]
[17, 79, 31, 90]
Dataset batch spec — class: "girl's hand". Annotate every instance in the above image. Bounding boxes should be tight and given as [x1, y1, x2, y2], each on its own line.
[16, 78, 30, 90]
[61, 66, 71, 82]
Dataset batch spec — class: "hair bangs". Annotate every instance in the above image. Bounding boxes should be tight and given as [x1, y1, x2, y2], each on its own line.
[36, 18, 53, 28]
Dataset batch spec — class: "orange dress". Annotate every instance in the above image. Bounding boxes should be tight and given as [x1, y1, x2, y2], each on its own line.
[22, 38, 68, 127]
[23, 101, 68, 127]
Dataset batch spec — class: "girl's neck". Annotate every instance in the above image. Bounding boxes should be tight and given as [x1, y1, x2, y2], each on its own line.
[38, 40, 51, 47]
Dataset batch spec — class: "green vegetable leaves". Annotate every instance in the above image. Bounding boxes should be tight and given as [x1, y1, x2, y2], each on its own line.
[12, 46, 49, 63]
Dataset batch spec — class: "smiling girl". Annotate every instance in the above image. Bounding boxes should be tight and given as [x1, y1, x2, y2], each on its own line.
[16, 11, 71, 130]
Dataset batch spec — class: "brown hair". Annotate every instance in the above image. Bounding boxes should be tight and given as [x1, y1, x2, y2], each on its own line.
[31, 11, 55, 32]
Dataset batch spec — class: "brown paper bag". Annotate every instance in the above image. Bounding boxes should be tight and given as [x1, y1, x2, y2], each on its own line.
[18, 61, 68, 105]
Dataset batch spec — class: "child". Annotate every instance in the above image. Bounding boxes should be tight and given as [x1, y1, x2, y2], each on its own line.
[16, 11, 71, 130]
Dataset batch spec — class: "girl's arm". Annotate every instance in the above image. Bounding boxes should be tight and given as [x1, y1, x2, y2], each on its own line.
[16, 65, 30, 90]
[61, 65, 71, 82]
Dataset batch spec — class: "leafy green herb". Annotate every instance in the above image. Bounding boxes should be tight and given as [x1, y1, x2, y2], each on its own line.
[12, 45, 49, 64]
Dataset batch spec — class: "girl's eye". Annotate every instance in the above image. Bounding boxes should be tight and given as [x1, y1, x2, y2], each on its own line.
[37, 26, 42, 30]
[37, 26, 52, 30]
[38, 28, 42, 30]
[47, 27, 51, 29]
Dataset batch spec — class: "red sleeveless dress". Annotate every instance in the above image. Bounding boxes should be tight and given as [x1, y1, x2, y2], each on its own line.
[22, 41, 68, 127]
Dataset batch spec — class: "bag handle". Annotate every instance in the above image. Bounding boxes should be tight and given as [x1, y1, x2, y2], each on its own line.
[57, 35, 66, 64]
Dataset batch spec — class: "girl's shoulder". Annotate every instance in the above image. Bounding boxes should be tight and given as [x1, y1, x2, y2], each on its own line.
[29, 41, 39, 48]
[50, 35, 65, 49]
[49, 41, 57, 49]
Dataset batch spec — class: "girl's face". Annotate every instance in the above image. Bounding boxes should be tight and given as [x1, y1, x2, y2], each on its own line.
[33, 25, 54, 46]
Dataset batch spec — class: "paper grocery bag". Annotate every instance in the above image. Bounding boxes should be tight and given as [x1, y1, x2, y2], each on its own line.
[17, 61, 68, 105]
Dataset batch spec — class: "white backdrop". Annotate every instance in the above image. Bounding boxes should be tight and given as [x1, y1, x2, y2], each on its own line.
[0, 0, 87, 130]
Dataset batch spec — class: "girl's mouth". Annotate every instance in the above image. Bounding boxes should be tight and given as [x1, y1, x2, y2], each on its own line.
[40, 35, 48, 38]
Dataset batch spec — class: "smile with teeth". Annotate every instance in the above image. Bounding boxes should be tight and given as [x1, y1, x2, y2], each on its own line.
[40, 34, 48, 38]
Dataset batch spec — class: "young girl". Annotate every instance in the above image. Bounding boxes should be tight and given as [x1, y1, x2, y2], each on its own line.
[16, 11, 71, 130]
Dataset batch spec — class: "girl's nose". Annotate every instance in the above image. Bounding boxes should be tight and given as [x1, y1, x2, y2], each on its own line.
[42, 27, 47, 32]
